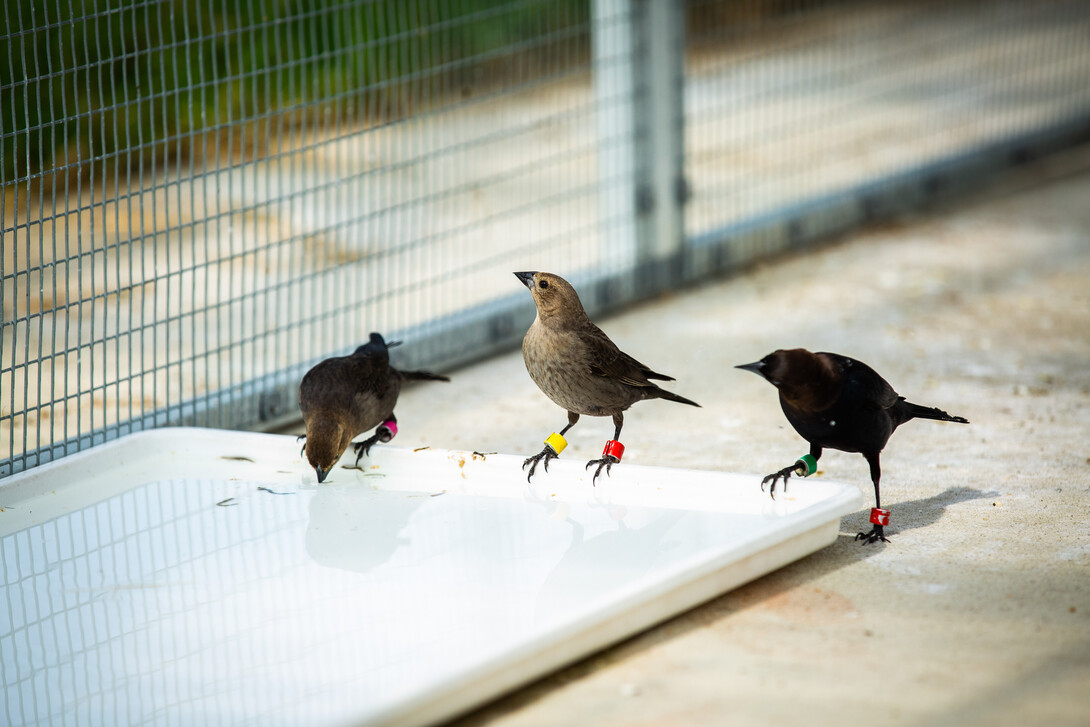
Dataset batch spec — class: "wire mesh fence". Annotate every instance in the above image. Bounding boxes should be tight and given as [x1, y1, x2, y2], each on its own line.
[3, 0, 1090, 477]
[685, 0, 1090, 240]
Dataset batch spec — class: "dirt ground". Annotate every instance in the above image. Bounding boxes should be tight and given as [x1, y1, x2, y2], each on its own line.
[289, 144, 1090, 726]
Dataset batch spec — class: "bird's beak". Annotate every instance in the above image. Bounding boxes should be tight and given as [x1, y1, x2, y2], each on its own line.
[735, 361, 766, 376]
[316, 466, 329, 484]
[386, 340, 402, 348]
[513, 271, 537, 289]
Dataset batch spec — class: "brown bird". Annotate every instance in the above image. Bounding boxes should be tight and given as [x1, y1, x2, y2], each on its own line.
[736, 348, 969, 543]
[298, 332, 449, 483]
[514, 271, 700, 484]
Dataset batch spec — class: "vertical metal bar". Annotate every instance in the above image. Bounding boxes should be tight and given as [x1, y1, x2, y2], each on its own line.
[45, 0, 61, 459]
[112, 5, 126, 442]
[236, 0, 252, 395]
[1, 3, 14, 471]
[636, 0, 685, 286]
[197, 0, 211, 429]
[259, 0, 278, 422]
[33, 3, 48, 464]
[134, 2, 151, 436]
[594, 0, 685, 290]
[69, 0, 86, 459]
[200, 0, 221, 425]
[152, 0, 168, 431]
[593, 0, 637, 274]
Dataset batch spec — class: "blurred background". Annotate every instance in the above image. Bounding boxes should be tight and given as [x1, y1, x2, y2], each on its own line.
[4, 0, 1090, 477]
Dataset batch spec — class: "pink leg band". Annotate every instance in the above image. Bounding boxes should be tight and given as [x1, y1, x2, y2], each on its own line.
[870, 507, 890, 526]
[602, 440, 625, 462]
[381, 420, 398, 439]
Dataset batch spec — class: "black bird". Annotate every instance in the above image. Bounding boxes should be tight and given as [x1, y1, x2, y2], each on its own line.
[736, 349, 968, 543]
[298, 332, 449, 483]
[515, 271, 700, 484]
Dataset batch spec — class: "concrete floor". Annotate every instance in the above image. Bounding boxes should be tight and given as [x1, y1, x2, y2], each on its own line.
[291, 146, 1090, 726]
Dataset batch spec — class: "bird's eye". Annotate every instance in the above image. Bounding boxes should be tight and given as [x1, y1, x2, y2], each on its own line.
[539, 279, 549, 289]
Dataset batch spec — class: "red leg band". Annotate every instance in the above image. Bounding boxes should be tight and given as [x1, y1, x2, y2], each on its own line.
[379, 419, 397, 442]
[602, 440, 625, 462]
[870, 507, 890, 526]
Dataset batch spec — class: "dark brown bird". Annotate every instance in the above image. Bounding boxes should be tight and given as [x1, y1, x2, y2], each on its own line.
[298, 332, 449, 483]
[515, 271, 700, 484]
[736, 348, 968, 543]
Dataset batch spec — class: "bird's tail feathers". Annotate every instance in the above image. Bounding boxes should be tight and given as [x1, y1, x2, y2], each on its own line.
[903, 401, 968, 424]
[398, 368, 451, 383]
[654, 388, 700, 408]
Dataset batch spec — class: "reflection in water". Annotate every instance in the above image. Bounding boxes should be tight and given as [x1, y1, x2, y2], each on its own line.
[535, 508, 685, 620]
[523, 487, 707, 621]
[305, 485, 427, 573]
[1, 474, 801, 726]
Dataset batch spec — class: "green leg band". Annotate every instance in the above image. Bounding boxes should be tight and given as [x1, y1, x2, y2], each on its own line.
[795, 454, 818, 476]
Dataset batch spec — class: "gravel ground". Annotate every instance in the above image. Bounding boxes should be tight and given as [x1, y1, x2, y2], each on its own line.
[290, 145, 1090, 726]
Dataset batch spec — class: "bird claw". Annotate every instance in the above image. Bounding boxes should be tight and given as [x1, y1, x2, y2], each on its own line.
[760, 465, 795, 500]
[855, 526, 890, 544]
[297, 434, 307, 457]
[353, 441, 371, 467]
[585, 456, 617, 486]
[353, 437, 378, 466]
[352, 425, 395, 467]
[522, 446, 559, 483]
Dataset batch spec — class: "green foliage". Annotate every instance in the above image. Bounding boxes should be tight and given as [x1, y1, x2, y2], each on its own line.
[1, 0, 589, 188]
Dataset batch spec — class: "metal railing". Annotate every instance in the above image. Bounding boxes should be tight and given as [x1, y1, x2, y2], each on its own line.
[4, 0, 1090, 477]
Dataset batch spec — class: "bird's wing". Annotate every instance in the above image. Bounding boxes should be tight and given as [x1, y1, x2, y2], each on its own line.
[300, 353, 387, 414]
[581, 326, 663, 388]
[348, 352, 391, 398]
[830, 354, 900, 410]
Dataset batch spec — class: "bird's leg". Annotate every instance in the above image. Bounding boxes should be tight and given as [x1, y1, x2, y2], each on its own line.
[585, 414, 624, 486]
[353, 417, 399, 466]
[297, 433, 307, 456]
[761, 445, 821, 500]
[524, 413, 579, 482]
[856, 452, 891, 544]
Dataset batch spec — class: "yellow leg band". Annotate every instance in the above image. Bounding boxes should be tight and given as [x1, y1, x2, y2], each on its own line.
[544, 432, 568, 455]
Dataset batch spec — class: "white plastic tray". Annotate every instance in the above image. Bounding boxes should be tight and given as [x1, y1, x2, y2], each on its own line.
[0, 428, 862, 726]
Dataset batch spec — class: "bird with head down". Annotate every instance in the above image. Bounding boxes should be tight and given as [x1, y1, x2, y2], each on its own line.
[298, 332, 449, 483]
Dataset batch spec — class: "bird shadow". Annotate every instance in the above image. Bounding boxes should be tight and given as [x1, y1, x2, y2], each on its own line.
[448, 484, 997, 726]
[839, 484, 999, 542]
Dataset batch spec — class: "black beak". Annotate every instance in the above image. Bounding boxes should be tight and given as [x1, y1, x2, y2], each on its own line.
[316, 466, 329, 484]
[513, 271, 537, 289]
[386, 340, 402, 348]
[735, 361, 766, 376]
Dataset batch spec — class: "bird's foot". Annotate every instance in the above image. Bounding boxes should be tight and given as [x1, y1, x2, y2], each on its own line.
[760, 466, 795, 499]
[585, 456, 618, 486]
[761, 456, 817, 500]
[855, 525, 890, 544]
[522, 446, 560, 482]
[353, 437, 379, 466]
[352, 421, 397, 467]
[297, 433, 306, 456]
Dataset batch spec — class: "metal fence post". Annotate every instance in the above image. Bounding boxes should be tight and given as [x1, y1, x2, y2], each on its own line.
[594, 0, 639, 277]
[635, 0, 686, 290]
[594, 0, 685, 298]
